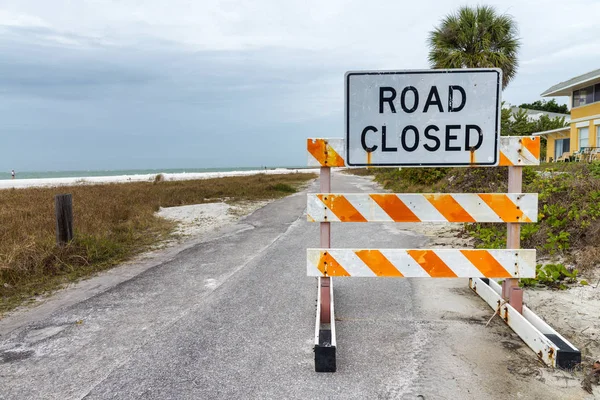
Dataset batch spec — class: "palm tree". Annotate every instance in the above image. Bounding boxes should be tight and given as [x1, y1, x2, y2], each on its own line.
[428, 6, 520, 89]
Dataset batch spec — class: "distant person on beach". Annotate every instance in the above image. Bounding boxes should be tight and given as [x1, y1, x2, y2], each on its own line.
[11, 169, 15, 179]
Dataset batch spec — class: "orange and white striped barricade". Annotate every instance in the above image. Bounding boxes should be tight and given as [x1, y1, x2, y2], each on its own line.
[307, 136, 541, 168]
[307, 249, 535, 278]
[307, 135, 580, 370]
[307, 193, 538, 223]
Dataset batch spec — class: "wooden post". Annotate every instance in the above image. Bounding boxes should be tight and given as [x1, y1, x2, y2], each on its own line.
[503, 166, 523, 313]
[55, 194, 74, 245]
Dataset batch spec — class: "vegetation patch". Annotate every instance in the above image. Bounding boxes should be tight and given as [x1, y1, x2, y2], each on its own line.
[268, 183, 296, 193]
[520, 263, 578, 290]
[0, 173, 316, 314]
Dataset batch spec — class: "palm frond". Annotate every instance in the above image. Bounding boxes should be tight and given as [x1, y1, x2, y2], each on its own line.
[427, 5, 521, 89]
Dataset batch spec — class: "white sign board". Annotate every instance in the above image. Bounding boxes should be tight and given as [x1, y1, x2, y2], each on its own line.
[345, 69, 501, 167]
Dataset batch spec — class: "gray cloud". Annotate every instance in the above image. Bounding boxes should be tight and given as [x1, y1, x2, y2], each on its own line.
[0, 25, 342, 171]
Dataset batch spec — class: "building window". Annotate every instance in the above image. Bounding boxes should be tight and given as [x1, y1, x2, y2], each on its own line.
[597, 125, 600, 148]
[573, 85, 596, 107]
[579, 127, 589, 149]
[596, 84, 600, 102]
[555, 138, 570, 160]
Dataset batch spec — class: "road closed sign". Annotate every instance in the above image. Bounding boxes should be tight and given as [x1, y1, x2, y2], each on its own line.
[345, 69, 501, 167]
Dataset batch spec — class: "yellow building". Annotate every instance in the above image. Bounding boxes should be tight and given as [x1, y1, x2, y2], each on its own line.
[534, 68, 600, 162]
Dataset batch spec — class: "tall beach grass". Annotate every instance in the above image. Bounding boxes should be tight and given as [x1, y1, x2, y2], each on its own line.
[0, 172, 316, 314]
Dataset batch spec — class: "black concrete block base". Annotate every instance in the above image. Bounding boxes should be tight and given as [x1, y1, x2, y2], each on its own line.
[315, 329, 336, 372]
[314, 345, 336, 372]
[546, 334, 582, 369]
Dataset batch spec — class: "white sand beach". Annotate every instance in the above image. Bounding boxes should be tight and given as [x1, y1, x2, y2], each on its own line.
[0, 168, 319, 190]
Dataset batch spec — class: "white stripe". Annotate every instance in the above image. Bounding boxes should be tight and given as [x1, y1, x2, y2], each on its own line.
[509, 193, 538, 222]
[499, 137, 540, 166]
[499, 138, 519, 165]
[307, 261, 323, 277]
[307, 195, 341, 222]
[435, 250, 483, 277]
[329, 250, 376, 277]
[379, 249, 430, 277]
[307, 250, 324, 276]
[397, 194, 446, 221]
[488, 249, 536, 278]
[329, 139, 345, 161]
[344, 195, 393, 221]
[306, 195, 324, 221]
[452, 194, 503, 223]
[518, 144, 538, 165]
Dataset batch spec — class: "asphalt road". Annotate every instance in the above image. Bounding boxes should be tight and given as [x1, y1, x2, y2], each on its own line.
[0, 173, 584, 399]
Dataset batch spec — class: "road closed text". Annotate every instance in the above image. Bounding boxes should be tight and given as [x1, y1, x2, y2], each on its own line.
[346, 70, 501, 166]
[361, 85, 482, 153]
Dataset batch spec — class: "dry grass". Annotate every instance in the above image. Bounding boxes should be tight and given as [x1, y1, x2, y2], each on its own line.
[0, 173, 315, 314]
[343, 168, 379, 176]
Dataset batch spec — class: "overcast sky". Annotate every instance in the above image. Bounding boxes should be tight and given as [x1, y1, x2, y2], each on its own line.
[1, 0, 599, 171]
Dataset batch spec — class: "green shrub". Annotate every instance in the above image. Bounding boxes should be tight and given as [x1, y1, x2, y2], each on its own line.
[520, 263, 578, 289]
[464, 224, 505, 249]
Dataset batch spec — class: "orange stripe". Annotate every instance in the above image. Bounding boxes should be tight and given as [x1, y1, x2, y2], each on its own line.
[317, 194, 367, 222]
[478, 194, 531, 223]
[407, 250, 457, 277]
[460, 250, 512, 278]
[369, 194, 421, 222]
[307, 139, 345, 167]
[423, 194, 475, 222]
[307, 214, 315, 222]
[317, 251, 350, 277]
[521, 137, 540, 159]
[498, 151, 513, 166]
[355, 250, 403, 277]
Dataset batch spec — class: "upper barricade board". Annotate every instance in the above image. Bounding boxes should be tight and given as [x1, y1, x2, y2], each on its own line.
[345, 69, 502, 167]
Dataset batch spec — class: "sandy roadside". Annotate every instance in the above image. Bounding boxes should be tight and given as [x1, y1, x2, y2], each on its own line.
[526, 273, 600, 365]
[156, 200, 271, 238]
[348, 171, 600, 395]
[423, 221, 600, 394]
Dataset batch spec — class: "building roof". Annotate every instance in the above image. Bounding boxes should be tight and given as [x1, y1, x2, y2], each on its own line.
[509, 106, 570, 122]
[541, 68, 600, 97]
[531, 126, 570, 137]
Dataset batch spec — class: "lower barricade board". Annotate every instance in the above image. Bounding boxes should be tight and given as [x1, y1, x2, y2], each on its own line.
[307, 249, 536, 278]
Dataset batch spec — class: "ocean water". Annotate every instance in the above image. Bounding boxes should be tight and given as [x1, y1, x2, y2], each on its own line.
[0, 167, 303, 180]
